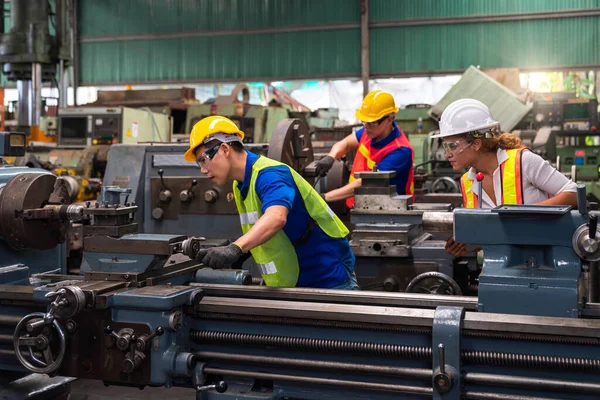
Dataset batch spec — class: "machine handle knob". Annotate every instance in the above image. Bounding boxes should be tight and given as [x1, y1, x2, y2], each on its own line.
[27, 319, 49, 333]
[590, 214, 598, 240]
[103, 325, 120, 340]
[196, 381, 228, 393]
[145, 326, 164, 342]
[475, 172, 484, 209]
[190, 179, 198, 189]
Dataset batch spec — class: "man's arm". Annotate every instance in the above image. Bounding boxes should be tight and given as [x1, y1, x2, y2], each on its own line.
[234, 205, 289, 251]
[328, 132, 360, 160]
[324, 178, 362, 202]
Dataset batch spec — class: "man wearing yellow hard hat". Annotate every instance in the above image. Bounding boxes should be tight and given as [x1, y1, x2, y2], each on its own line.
[316, 90, 414, 208]
[184, 116, 358, 289]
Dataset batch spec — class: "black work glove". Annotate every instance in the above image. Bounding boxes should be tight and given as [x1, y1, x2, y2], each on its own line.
[195, 243, 244, 269]
[315, 156, 335, 177]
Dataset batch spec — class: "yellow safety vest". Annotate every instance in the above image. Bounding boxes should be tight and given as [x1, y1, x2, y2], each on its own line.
[233, 156, 349, 287]
[460, 148, 527, 208]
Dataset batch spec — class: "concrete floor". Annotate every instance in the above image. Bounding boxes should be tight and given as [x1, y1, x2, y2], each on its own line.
[68, 379, 193, 400]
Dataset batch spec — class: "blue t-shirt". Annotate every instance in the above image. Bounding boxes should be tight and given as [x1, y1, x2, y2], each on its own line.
[237, 151, 355, 288]
[355, 122, 412, 195]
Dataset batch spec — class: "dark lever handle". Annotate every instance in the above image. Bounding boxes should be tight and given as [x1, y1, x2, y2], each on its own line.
[103, 325, 120, 340]
[590, 214, 598, 240]
[158, 169, 166, 187]
[129, 335, 137, 360]
[189, 179, 198, 191]
[196, 381, 227, 393]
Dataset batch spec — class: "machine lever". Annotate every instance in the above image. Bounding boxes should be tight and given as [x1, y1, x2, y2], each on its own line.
[27, 289, 68, 332]
[475, 172, 484, 209]
[196, 381, 227, 394]
[180, 179, 198, 203]
[129, 335, 137, 360]
[158, 169, 167, 188]
[136, 327, 164, 351]
[590, 214, 598, 240]
[438, 343, 445, 374]
[103, 326, 120, 340]
[433, 343, 453, 394]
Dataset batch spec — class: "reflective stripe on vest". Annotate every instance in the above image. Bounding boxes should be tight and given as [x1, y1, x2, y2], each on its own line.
[233, 156, 349, 287]
[346, 128, 414, 208]
[460, 148, 526, 208]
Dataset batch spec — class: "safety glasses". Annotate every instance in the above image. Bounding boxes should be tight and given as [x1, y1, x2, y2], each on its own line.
[363, 115, 391, 127]
[441, 140, 471, 154]
[196, 144, 221, 167]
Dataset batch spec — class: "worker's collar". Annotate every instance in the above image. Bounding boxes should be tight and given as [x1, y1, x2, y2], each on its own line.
[466, 148, 508, 180]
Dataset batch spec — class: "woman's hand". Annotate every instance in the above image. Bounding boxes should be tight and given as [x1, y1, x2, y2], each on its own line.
[445, 236, 469, 257]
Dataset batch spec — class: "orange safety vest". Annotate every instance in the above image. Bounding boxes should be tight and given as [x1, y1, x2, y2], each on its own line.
[347, 128, 414, 209]
[460, 148, 527, 208]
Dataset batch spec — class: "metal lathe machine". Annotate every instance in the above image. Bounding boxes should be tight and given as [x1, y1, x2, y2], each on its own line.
[0, 132, 599, 399]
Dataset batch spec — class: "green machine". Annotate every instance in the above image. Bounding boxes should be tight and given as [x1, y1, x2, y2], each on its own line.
[548, 98, 600, 200]
[185, 104, 290, 144]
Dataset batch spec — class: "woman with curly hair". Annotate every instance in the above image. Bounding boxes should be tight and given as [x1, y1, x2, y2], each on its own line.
[431, 98, 577, 257]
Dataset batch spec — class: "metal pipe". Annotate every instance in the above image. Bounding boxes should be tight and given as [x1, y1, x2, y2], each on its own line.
[17, 80, 30, 127]
[370, 8, 600, 28]
[422, 211, 453, 233]
[588, 261, 599, 303]
[59, 60, 69, 108]
[72, 0, 79, 106]
[78, 9, 600, 44]
[196, 351, 431, 380]
[464, 372, 600, 395]
[30, 63, 42, 127]
[0, 334, 13, 343]
[0, 349, 15, 358]
[463, 392, 570, 400]
[0, 315, 24, 326]
[202, 367, 433, 396]
[360, 0, 369, 97]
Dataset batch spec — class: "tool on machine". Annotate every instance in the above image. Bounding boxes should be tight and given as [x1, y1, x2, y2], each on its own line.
[475, 172, 484, 208]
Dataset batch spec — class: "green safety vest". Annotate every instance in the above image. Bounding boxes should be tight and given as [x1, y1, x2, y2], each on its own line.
[233, 156, 349, 287]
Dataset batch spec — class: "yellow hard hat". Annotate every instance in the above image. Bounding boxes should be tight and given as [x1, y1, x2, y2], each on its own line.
[355, 90, 399, 123]
[184, 116, 245, 162]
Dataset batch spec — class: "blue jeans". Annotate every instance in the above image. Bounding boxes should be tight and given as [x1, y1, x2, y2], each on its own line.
[331, 259, 360, 290]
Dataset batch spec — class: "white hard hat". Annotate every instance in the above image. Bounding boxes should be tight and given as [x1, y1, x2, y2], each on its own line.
[430, 98, 499, 138]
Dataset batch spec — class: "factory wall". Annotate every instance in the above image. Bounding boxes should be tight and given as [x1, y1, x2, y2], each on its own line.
[76, 0, 600, 85]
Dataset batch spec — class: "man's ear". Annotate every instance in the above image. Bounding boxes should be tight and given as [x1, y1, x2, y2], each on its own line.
[220, 143, 229, 157]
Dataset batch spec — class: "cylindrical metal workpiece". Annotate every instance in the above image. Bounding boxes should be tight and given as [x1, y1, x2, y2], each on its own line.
[195, 269, 252, 286]
[66, 204, 84, 221]
[422, 212, 453, 233]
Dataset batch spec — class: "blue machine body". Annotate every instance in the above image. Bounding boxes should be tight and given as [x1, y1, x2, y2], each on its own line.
[3, 185, 600, 400]
[454, 204, 584, 318]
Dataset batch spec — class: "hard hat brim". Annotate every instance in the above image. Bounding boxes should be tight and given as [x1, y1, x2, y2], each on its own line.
[355, 107, 399, 123]
[429, 122, 500, 139]
[184, 145, 200, 162]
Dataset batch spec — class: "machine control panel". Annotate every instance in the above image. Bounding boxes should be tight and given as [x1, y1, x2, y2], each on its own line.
[0, 131, 26, 157]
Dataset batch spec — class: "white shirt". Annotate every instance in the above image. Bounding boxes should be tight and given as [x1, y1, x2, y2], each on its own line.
[466, 149, 577, 209]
